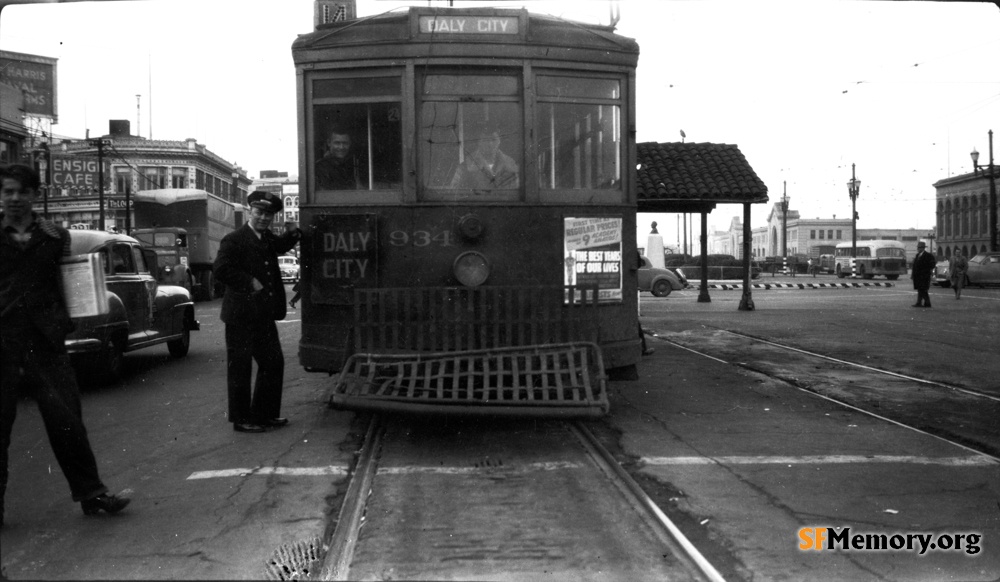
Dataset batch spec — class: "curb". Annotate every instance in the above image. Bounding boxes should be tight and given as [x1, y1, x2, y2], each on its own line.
[698, 281, 895, 290]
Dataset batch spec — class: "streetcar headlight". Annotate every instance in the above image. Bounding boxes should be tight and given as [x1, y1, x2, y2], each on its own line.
[453, 251, 490, 287]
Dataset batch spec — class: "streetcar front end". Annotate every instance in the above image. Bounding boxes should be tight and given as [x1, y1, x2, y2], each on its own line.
[293, 7, 640, 417]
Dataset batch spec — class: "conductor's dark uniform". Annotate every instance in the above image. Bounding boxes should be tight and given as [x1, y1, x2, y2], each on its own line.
[910, 241, 936, 308]
[214, 191, 301, 432]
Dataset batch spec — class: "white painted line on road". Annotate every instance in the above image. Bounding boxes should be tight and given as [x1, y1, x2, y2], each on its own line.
[378, 461, 585, 475]
[642, 455, 998, 466]
[186, 466, 349, 479]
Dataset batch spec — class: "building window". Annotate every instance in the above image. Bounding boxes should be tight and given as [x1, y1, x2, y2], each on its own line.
[171, 168, 187, 189]
[819, 230, 825, 240]
[810, 230, 816, 239]
[836, 230, 842, 239]
[140, 166, 167, 190]
[115, 168, 132, 194]
[196, 169, 205, 190]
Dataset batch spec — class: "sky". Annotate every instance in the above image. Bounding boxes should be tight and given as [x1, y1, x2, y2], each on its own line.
[1, 0, 998, 250]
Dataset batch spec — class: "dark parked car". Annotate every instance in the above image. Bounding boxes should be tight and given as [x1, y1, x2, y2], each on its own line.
[965, 252, 1000, 287]
[638, 255, 688, 297]
[64, 230, 199, 383]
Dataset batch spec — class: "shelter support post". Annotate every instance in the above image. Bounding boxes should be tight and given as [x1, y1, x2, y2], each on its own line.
[697, 211, 711, 303]
[738, 202, 755, 311]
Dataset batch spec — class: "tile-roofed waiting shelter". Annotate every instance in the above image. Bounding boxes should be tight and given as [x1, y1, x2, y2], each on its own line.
[636, 142, 769, 309]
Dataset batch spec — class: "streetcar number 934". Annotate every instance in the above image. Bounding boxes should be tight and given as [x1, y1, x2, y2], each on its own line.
[389, 229, 455, 247]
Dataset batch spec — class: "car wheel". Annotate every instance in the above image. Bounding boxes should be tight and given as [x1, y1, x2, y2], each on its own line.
[836, 266, 845, 279]
[652, 280, 672, 297]
[167, 325, 191, 358]
[886, 274, 899, 280]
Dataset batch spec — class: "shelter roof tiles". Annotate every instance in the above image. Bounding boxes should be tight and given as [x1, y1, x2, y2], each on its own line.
[636, 142, 769, 205]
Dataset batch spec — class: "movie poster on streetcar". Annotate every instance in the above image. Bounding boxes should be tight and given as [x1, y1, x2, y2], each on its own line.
[563, 216, 622, 303]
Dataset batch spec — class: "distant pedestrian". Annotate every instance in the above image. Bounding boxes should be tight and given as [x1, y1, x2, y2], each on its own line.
[289, 281, 301, 309]
[1, 164, 129, 527]
[910, 241, 936, 308]
[214, 191, 302, 433]
[949, 249, 968, 300]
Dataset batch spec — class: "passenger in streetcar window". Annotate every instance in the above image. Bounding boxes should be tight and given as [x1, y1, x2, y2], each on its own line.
[449, 120, 520, 190]
[315, 126, 366, 190]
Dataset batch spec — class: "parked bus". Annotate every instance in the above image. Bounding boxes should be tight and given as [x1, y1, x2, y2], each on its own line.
[834, 240, 907, 279]
[292, 7, 640, 417]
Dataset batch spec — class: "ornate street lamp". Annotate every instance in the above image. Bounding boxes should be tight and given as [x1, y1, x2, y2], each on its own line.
[846, 163, 861, 263]
[780, 181, 789, 259]
[970, 129, 997, 252]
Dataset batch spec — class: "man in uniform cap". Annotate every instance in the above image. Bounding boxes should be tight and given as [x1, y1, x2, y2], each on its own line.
[910, 241, 936, 308]
[214, 190, 302, 432]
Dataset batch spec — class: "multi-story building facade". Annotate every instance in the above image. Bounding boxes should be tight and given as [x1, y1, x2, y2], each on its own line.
[933, 166, 999, 259]
[709, 201, 929, 260]
[35, 120, 251, 231]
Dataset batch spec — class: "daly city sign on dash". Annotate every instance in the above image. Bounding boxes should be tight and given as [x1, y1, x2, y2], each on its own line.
[311, 214, 377, 304]
[418, 16, 519, 35]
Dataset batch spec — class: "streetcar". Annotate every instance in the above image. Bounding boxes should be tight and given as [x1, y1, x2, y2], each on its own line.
[292, 7, 640, 417]
[833, 240, 907, 279]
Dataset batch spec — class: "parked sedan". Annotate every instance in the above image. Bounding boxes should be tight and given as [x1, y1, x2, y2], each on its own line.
[278, 255, 300, 283]
[65, 230, 199, 383]
[934, 260, 952, 287]
[638, 255, 688, 297]
[965, 252, 1000, 287]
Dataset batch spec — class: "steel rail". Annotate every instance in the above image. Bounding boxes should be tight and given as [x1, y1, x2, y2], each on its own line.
[570, 421, 727, 582]
[319, 415, 384, 581]
[719, 329, 1000, 404]
[657, 337, 1000, 465]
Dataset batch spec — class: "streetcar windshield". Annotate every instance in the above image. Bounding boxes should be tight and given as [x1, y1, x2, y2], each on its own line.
[420, 73, 523, 199]
[536, 76, 621, 191]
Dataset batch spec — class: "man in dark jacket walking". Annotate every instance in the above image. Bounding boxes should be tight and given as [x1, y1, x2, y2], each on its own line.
[214, 191, 302, 433]
[910, 241, 936, 308]
[1, 164, 129, 526]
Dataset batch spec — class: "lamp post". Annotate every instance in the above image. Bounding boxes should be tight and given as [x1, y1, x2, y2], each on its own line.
[846, 163, 861, 271]
[971, 129, 997, 252]
[780, 181, 789, 258]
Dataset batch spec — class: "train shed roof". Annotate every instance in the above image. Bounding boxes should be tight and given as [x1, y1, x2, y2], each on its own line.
[636, 142, 769, 213]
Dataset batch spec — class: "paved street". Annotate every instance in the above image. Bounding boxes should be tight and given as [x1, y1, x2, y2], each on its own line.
[1, 280, 998, 580]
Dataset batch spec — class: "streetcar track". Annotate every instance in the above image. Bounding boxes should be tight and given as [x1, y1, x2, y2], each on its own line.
[717, 329, 1000, 403]
[318, 415, 724, 581]
[654, 335, 1000, 464]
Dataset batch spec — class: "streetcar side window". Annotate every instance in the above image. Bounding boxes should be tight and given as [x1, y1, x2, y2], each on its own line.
[536, 76, 622, 191]
[312, 77, 403, 193]
[418, 73, 523, 200]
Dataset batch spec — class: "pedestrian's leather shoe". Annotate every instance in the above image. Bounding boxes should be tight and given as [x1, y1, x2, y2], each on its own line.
[234, 422, 266, 433]
[81, 494, 130, 516]
[263, 417, 289, 427]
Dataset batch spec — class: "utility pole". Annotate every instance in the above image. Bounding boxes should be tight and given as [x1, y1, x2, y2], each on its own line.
[89, 138, 110, 230]
[40, 141, 51, 218]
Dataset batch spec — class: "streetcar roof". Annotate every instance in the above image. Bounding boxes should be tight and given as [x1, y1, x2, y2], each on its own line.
[292, 7, 638, 64]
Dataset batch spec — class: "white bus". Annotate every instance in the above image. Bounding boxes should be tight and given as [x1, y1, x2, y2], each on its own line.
[834, 240, 907, 280]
